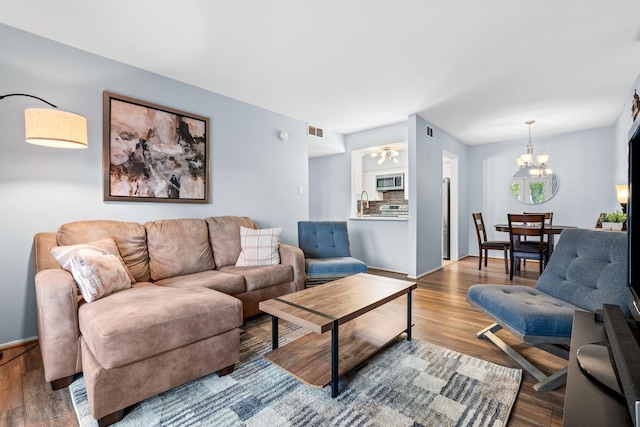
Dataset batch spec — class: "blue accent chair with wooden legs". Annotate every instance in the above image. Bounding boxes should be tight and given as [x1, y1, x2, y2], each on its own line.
[297, 221, 367, 286]
[467, 229, 630, 391]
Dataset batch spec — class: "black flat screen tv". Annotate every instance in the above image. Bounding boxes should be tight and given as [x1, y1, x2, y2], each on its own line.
[576, 119, 640, 427]
[619, 117, 640, 426]
[628, 119, 640, 321]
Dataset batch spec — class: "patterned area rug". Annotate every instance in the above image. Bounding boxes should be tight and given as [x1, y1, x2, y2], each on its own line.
[70, 315, 521, 426]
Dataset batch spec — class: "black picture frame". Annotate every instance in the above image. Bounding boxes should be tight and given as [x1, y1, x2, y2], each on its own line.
[103, 91, 210, 203]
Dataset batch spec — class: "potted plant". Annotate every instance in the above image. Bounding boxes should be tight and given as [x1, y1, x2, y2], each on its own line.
[603, 210, 627, 231]
[600, 213, 612, 230]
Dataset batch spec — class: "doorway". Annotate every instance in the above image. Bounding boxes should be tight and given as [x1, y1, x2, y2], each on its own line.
[443, 151, 459, 264]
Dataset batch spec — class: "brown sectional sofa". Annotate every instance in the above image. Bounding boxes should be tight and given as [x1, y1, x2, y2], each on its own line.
[33, 216, 306, 425]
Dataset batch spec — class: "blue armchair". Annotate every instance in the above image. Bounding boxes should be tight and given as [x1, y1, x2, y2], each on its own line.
[467, 228, 630, 391]
[297, 221, 367, 286]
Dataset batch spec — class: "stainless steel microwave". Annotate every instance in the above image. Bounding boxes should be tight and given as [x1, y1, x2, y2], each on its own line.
[376, 173, 404, 191]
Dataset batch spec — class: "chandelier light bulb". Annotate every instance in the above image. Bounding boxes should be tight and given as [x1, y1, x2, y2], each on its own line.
[536, 154, 549, 165]
[515, 120, 551, 171]
[372, 146, 401, 164]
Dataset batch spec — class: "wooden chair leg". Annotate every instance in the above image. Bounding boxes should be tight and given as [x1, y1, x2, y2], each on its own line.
[503, 248, 509, 274]
[484, 249, 489, 267]
[478, 247, 483, 270]
[509, 254, 514, 281]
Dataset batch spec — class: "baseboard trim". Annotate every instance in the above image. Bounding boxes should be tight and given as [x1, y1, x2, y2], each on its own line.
[367, 266, 408, 276]
[1, 336, 38, 351]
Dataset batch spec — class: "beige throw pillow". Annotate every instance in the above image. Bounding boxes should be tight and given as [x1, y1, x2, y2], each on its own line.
[235, 226, 282, 267]
[49, 236, 135, 283]
[69, 254, 132, 302]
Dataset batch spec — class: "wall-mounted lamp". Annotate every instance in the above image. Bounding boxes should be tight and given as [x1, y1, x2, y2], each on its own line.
[0, 93, 88, 149]
[616, 184, 629, 214]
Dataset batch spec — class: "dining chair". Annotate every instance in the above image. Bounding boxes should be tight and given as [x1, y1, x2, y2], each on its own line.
[508, 213, 549, 280]
[472, 213, 510, 274]
[521, 212, 553, 265]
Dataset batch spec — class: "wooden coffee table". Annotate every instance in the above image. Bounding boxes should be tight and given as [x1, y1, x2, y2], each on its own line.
[258, 273, 417, 397]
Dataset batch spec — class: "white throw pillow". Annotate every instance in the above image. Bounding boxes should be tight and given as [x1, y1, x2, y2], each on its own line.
[235, 226, 283, 267]
[49, 236, 135, 283]
[69, 254, 132, 303]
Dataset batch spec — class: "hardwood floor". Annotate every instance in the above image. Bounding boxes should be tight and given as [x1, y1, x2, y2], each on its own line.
[0, 256, 565, 426]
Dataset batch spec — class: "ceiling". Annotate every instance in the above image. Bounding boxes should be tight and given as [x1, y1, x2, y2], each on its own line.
[2, 1, 640, 155]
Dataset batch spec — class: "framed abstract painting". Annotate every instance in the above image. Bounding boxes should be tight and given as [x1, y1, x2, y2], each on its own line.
[103, 91, 210, 203]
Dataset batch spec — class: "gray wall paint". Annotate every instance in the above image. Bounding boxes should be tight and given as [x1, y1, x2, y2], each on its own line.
[3, 22, 637, 346]
[309, 118, 470, 277]
[309, 122, 409, 271]
[466, 71, 640, 256]
[0, 24, 310, 346]
[408, 115, 470, 277]
[614, 72, 640, 182]
[466, 126, 620, 254]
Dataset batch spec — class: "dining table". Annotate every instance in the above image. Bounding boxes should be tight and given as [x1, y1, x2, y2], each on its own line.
[494, 224, 578, 258]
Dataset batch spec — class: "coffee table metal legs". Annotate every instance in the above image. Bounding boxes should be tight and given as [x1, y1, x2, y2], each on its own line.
[270, 315, 340, 397]
[406, 290, 412, 341]
[331, 319, 339, 398]
[271, 315, 279, 350]
[267, 290, 414, 399]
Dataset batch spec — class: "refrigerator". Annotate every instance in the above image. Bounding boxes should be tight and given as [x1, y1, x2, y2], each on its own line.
[443, 178, 450, 260]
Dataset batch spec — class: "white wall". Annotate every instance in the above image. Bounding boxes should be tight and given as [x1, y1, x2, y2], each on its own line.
[0, 24, 310, 346]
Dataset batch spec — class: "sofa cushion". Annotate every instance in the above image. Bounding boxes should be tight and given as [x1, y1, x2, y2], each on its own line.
[236, 226, 282, 267]
[69, 254, 132, 302]
[219, 264, 293, 292]
[305, 257, 368, 279]
[154, 270, 246, 295]
[50, 236, 135, 283]
[467, 284, 582, 341]
[78, 285, 242, 369]
[205, 216, 256, 268]
[145, 219, 215, 281]
[57, 220, 150, 282]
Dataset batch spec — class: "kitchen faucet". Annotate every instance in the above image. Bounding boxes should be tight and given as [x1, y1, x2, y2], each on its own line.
[358, 191, 369, 217]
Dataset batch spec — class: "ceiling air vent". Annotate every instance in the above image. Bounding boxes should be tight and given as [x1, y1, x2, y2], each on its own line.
[307, 124, 324, 138]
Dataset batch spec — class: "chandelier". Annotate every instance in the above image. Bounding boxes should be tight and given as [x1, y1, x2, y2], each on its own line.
[516, 120, 552, 176]
[371, 147, 399, 164]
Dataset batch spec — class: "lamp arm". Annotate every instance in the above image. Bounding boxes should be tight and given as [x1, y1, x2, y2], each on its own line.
[0, 93, 58, 108]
